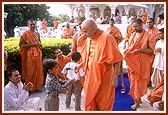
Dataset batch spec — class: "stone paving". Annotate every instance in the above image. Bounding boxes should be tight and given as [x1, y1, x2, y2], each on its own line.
[27, 85, 85, 112]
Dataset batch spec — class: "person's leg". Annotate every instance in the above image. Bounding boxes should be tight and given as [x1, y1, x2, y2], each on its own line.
[74, 81, 82, 111]
[120, 61, 126, 93]
[65, 83, 73, 108]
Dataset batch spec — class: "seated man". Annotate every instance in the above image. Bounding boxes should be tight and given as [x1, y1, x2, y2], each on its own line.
[62, 23, 75, 39]
[4, 69, 40, 111]
[147, 76, 164, 106]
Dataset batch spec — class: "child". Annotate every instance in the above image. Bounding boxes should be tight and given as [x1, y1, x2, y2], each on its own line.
[43, 59, 75, 111]
[62, 51, 85, 111]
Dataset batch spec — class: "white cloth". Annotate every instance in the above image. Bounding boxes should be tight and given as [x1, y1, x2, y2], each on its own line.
[61, 62, 85, 80]
[4, 81, 40, 111]
[151, 39, 164, 87]
[14, 27, 21, 37]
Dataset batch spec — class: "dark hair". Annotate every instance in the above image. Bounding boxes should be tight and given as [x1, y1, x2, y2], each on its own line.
[7, 69, 18, 78]
[158, 28, 164, 33]
[110, 18, 115, 22]
[71, 51, 81, 62]
[133, 18, 142, 25]
[158, 13, 164, 20]
[43, 59, 57, 73]
[147, 18, 154, 22]
[28, 19, 35, 24]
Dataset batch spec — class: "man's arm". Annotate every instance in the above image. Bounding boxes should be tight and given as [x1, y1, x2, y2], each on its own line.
[71, 32, 78, 52]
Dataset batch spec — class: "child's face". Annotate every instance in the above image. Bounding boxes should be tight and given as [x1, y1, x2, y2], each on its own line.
[55, 49, 63, 58]
[49, 64, 58, 75]
[158, 31, 164, 40]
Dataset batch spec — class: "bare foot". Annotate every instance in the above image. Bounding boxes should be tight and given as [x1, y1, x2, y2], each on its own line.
[131, 103, 140, 109]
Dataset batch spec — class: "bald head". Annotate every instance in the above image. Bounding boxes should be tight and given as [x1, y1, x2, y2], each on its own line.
[81, 18, 98, 39]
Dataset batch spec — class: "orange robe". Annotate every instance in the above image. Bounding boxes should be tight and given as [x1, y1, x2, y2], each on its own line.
[146, 27, 159, 66]
[19, 30, 44, 91]
[4, 50, 8, 71]
[147, 77, 164, 105]
[81, 29, 123, 111]
[106, 26, 123, 44]
[77, 34, 87, 53]
[123, 30, 155, 102]
[42, 20, 47, 32]
[53, 20, 58, 30]
[62, 28, 75, 39]
[125, 24, 134, 41]
[55, 55, 71, 80]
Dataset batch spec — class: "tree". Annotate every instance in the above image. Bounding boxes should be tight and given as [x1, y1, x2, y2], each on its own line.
[58, 14, 70, 22]
[4, 4, 51, 37]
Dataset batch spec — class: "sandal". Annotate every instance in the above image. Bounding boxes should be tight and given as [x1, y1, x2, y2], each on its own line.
[120, 87, 126, 93]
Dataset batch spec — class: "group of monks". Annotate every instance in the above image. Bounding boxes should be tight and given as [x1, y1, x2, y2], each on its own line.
[4, 8, 164, 111]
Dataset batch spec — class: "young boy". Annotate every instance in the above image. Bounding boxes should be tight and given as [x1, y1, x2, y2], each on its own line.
[61, 51, 85, 111]
[43, 59, 75, 111]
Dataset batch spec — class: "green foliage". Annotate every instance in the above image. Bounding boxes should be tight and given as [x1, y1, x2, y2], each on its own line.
[4, 38, 72, 72]
[58, 14, 70, 22]
[4, 4, 51, 37]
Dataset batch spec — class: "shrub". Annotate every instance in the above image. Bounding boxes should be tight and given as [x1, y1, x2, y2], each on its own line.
[4, 37, 72, 73]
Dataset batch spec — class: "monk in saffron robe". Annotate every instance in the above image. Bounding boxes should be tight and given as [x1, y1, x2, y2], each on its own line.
[53, 19, 59, 30]
[147, 76, 164, 106]
[80, 19, 123, 111]
[19, 19, 44, 91]
[62, 23, 75, 39]
[106, 18, 126, 93]
[106, 18, 124, 44]
[123, 19, 155, 109]
[54, 48, 71, 80]
[71, 17, 86, 53]
[146, 18, 159, 86]
[125, 15, 136, 43]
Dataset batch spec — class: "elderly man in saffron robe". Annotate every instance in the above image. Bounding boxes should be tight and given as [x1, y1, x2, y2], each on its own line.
[80, 18, 123, 111]
[123, 18, 155, 109]
[19, 19, 44, 92]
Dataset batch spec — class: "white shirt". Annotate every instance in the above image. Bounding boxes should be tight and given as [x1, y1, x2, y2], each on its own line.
[14, 27, 21, 37]
[153, 39, 164, 70]
[4, 81, 40, 111]
[4, 81, 29, 111]
[61, 62, 85, 80]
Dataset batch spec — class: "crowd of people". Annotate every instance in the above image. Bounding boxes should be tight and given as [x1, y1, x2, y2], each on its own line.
[4, 9, 165, 111]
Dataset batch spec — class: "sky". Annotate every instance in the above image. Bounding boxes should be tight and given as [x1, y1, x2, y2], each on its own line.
[47, 4, 71, 16]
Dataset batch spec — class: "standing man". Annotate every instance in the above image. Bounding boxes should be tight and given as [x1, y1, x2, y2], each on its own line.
[42, 18, 47, 33]
[71, 16, 86, 53]
[36, 18, 42, 33]
[14, 26, 21, 37]
[19, 19, 44, 92]
[80, 18, 123, 111]
[53, 19, 59, 30]
[146, 18, 159, 86]
[123, 18, 154, 109]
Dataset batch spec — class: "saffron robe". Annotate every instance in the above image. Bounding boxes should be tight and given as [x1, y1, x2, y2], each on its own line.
[19, 30, 44, 91]
[123, 30, 155, 102]
[55, 55, 71, 80]
[146, 27, 159, 65]
[147, 77, 164, 105]
[106, 26, 124, 44]
[81, 29, 123, 111]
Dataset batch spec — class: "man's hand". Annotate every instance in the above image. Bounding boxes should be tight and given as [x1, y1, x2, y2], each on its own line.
[23, 82, 33, 91]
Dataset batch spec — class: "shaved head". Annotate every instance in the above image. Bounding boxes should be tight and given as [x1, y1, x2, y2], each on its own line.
[81, 18, 98, 39]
